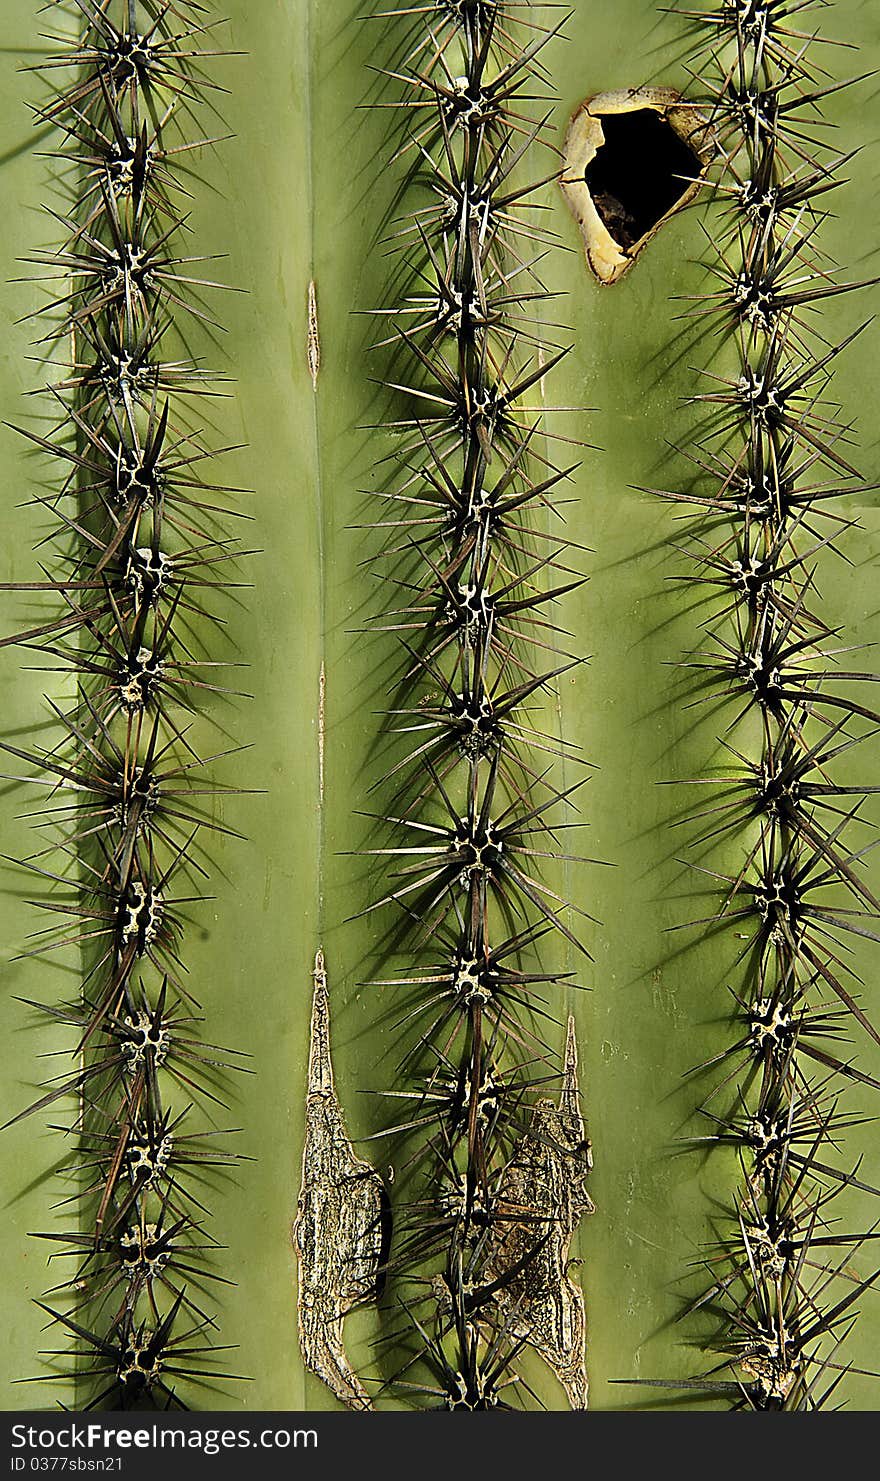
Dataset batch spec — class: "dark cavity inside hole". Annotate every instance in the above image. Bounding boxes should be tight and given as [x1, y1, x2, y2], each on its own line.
[584, 109, 701, 252]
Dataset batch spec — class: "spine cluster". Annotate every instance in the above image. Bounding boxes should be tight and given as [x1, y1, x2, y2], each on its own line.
[663, 0, 879, 1408]
[3, 0, 246, 1408]
[365, 2, 594, 1408]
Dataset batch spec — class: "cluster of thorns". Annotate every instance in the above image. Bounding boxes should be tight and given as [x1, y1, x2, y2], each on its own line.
[640, 0, 880, 1409]
[2, 0, 250, 1409]
[362, 0, 595, 1408]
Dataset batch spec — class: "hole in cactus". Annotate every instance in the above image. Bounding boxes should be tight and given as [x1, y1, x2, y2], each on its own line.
[560, 88, 714, 285]
[585, 110, 701, 250]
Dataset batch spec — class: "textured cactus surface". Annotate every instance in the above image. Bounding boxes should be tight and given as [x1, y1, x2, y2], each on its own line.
[0, 0, 878, 1410]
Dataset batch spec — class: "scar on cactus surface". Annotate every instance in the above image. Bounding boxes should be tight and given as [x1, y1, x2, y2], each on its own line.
[561, 87, 714, 284]
[293, 950, 389, 1411]
[480, 1014, 594, 1411]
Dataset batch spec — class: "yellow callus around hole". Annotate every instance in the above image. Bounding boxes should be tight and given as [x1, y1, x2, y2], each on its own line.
[560, 86, 714, 285]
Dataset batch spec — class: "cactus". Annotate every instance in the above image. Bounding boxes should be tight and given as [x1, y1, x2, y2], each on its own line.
[636, 0, 880, 1409]
[0, 0, 249, 1408]
[1, 0, 877, 1411]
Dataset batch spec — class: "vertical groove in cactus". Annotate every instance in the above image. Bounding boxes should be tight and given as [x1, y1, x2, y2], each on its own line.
[0, 1, 247, 1408]
[643, 0, 880, 1408]
[350, 0, 597, 1408]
